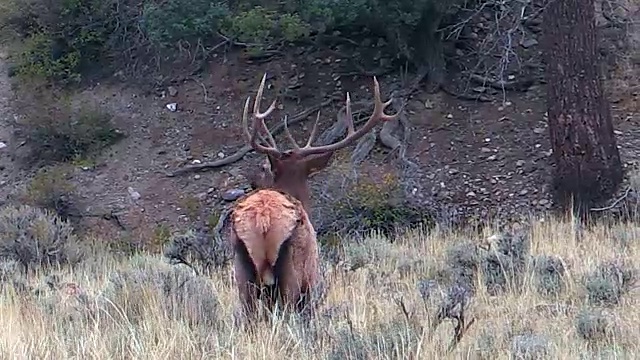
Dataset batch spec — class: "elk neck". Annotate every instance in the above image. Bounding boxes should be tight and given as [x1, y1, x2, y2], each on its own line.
[271, 176, 313, 216]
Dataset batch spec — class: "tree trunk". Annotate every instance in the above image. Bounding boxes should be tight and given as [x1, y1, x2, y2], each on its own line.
[542, 0, 623, 212]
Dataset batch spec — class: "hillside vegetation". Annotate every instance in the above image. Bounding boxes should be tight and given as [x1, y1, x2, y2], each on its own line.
[0, 205, 638, 358]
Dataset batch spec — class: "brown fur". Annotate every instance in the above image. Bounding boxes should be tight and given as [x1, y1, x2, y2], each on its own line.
[231, 188, 319, 319]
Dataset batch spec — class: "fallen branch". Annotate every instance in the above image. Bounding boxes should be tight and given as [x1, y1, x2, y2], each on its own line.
[167, 97, 338, 177]
[590, 186, 632, 212]
[67, 210, 126, 230]
[350, 130, 377, 165]
[468, 73, 536, 92]
[378, 68, 425, 168]
[440, 84, 493, 102]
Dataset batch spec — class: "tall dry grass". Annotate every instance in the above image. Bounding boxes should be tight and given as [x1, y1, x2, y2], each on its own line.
[0, 217, 639, 359]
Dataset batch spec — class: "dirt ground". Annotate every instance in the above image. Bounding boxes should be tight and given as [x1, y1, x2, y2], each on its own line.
[0, 12, 639, 246]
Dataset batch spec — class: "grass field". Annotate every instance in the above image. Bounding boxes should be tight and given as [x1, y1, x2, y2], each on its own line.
[0, 214, 639, 359]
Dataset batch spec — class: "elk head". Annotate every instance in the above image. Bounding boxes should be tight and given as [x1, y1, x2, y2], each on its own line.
[242, 73, 401, 213]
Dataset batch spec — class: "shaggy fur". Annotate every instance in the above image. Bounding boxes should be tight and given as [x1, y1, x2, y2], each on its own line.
[230, 188, 320, 319]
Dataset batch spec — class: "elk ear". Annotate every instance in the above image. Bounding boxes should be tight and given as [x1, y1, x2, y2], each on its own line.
[304, 151, 335, 176]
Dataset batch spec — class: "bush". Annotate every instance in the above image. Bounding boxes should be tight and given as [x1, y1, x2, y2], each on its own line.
[163, 229, 232, 274]
[441, 240, 481, 289]
[23, 165, 77, 219]
[3, 0, 231, 84]
[222, 6, 311, 54]
[0, 205, 82, 273]
[532, 255, 567, 297]
[510, 333, 552, 360]
[4, 0, 124, 84]
[323, 172, 431, 238]
[100, 255, 220, 328]
[295, 0, 465, 64]
[575, 308, 620, 344]
[582, 260, 636, 306]
[2, 0, 465, 84]
[15, 93, 123, 164]
[481, 232, 530, 295]
[141, 0, 229, 48]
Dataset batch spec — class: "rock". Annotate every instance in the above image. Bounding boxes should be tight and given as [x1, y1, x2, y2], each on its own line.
[520, 38, 539, 48]
[194, 175, 201, 180]
[168, 86, 178, 96]
[0, 141, 6, 149]
[221, 188, 245, 201]
[166, 103, 177, 112]
[127, 187, 141, 201]
[533, 127, 545, 134]
[516, 160, 525, 167]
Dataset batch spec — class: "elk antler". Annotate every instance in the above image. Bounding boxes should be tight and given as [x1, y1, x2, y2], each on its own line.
[242, 73, 281, 158]
[242, 73, 402, 158]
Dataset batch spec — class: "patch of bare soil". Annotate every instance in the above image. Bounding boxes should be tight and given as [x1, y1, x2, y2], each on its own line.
[0, 17, 639, 245]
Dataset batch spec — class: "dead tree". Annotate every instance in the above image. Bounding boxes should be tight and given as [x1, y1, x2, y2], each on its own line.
[542, 0, 623, 212]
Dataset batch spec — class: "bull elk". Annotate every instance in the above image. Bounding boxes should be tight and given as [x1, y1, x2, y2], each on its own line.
[230, 73, 400, 321]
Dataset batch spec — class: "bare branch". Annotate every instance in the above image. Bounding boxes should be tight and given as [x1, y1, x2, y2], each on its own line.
[590, 186, 632, 211]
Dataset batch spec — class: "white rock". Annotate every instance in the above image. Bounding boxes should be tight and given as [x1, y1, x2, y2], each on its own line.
[127, 187, 141, 201]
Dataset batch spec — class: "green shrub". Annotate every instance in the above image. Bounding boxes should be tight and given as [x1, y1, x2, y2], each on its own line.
[222, 6, 311, 54]
[4, 0, 232, 83]
[295, 0, 464, 63]
[141, 0, 229, 48]
[14, 33, 82, 84]
[2, 0, 467, 83]
[5, 0, 119, 84]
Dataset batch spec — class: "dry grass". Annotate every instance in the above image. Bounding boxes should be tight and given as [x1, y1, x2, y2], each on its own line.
[0, 217, 639, 359]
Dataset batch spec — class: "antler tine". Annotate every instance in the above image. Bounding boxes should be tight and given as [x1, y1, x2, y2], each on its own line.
[242, 73, 282, 157]
[292, 76, 401, 157]
[283, 115, 301, 150]
[303, 110, 321, 148]
[345, 92, 355, 135]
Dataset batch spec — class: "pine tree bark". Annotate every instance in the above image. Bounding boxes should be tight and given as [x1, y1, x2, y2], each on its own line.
[542, 0, 623, 211]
